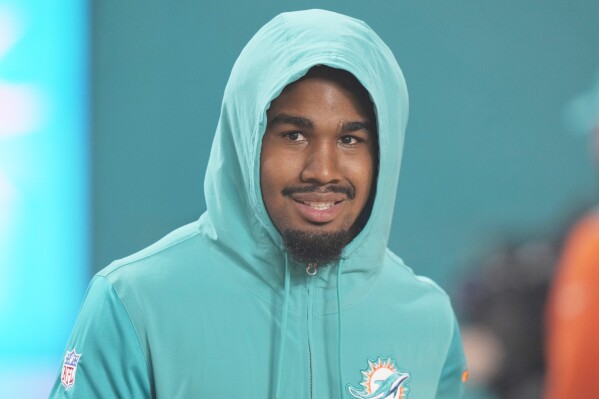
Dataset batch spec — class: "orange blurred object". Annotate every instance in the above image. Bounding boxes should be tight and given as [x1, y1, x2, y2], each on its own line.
[461, 370, 469, 383]
[544, 210, 599, 398]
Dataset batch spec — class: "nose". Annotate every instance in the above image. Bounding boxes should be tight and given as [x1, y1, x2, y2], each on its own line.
[300, 140, 341, 185]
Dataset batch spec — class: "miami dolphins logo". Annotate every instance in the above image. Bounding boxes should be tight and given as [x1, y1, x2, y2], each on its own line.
[347, 357, 410, 399]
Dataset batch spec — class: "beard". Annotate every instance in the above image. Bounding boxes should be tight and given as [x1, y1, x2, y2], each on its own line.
[281, 229, 351, 265]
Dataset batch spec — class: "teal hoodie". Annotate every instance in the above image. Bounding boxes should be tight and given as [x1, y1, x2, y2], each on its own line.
[50, 9, 466, 399]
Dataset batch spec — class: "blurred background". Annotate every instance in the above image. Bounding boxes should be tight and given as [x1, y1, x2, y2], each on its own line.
[1, 0, 598, 397]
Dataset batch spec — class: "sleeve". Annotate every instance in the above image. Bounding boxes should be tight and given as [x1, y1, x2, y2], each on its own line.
[48, 275, 153, 398]
[435, 315, 467, 399]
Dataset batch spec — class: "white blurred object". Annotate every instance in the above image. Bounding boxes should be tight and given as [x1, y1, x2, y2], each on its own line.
[461, 324, 505, 387]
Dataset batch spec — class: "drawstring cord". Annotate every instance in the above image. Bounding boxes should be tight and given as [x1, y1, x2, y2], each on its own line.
[275, 252, 291, 399]
[337, 258, 345, 398]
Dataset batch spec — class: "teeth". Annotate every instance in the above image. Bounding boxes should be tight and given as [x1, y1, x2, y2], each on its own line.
[303, 201, 335, 210]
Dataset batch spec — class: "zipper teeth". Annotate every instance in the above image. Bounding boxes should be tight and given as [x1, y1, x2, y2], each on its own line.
[307, 276, 314, 399]
[309, 346, 313, 399]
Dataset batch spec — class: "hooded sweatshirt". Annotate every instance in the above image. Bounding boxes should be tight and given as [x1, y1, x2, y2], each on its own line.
[50, 9, 466, 399]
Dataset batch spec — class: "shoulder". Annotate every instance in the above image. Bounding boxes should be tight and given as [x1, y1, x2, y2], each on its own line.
[83, 219, 215, 349]
[384, 248, 451, 301]
[381, 249, 456, 328]
[91, 215, 229, 314]
[97, 220, 204, 285]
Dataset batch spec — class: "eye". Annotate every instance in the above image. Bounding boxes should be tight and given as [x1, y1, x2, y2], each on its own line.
[283, 131, 306, 142]
[339, 135, 360, 145]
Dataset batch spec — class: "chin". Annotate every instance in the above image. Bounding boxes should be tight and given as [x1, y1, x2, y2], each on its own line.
[281, 228, 351, 265]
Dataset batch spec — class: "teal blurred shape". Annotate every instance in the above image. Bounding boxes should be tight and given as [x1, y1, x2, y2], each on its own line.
[565, 71, 599, 135]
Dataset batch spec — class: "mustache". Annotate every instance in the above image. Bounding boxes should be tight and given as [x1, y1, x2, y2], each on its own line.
[281, 184, 355, 200]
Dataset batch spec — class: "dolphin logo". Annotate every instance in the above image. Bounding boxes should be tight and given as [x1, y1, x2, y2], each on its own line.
[347, 371, 409, 399]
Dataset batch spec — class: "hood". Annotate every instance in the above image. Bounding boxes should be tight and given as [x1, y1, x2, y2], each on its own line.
[203, 9, 408, 301]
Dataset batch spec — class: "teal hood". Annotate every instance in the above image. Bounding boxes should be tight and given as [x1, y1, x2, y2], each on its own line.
[203, 9, 409, 298]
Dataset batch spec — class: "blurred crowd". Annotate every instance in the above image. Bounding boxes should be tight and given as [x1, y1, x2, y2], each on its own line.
[456, 72, 599, 399]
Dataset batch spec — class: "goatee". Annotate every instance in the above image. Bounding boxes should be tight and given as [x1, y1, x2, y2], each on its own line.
[281, 229, 351, 265]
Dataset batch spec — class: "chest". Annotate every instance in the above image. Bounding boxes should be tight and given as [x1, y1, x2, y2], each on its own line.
[141, 287, 448, 399]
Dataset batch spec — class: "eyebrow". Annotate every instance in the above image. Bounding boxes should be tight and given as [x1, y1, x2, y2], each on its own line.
[268, 113, 314, 129]
[342, 121, 374, 134]
[268, 113, 373, 134]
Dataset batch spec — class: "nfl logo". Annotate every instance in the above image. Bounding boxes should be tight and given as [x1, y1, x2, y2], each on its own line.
[61, 349, 81, 390]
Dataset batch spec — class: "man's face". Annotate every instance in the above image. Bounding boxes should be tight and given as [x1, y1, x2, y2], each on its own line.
[260, 73, 376, 251]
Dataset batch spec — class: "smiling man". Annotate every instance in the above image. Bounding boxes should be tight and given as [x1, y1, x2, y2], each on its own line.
[50, 10, 466, 399]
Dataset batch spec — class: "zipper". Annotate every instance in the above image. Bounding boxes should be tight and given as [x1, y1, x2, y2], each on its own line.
[306, 268, 315, 399]
[308, 344, 313, 399]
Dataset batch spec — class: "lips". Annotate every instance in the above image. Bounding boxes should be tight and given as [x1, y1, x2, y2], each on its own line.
[289, 193, 346, 223]
[300, 200, 336, 210]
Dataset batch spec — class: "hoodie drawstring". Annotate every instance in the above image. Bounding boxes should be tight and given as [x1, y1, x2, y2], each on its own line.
[275, 252, 291, 399]
[337, 258, 345, 398]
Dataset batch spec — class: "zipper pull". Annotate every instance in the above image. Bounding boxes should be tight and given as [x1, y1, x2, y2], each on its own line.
[306, 262, 318, 276]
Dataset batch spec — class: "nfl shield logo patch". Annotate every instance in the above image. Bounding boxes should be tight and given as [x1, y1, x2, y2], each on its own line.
[61, 349, 81, 390]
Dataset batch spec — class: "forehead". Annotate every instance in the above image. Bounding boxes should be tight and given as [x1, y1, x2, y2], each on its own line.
[274, 79, 360, 110]
[268, 69, 376, 123]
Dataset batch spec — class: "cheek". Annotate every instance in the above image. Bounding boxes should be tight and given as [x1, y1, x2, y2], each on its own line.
[259, 157, 279, 203]
[261, 145, 304, 185]
[260, 151, 299, 232]
[259, 150, 298, 211]
[343, 155, 374, 193]
[261, 152, 289, 179]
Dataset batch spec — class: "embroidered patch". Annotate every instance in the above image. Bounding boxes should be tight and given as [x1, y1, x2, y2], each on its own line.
[61, 348, 81, 390]
[347, 357, 410, 399]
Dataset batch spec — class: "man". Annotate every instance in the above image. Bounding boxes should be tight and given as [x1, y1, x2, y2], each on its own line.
[50, 9, 466, 398]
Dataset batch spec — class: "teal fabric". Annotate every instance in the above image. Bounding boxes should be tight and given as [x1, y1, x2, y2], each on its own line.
[50, 9, 466, 399]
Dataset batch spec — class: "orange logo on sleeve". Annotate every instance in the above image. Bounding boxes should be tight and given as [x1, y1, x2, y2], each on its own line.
[461, 370, 469, 383]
